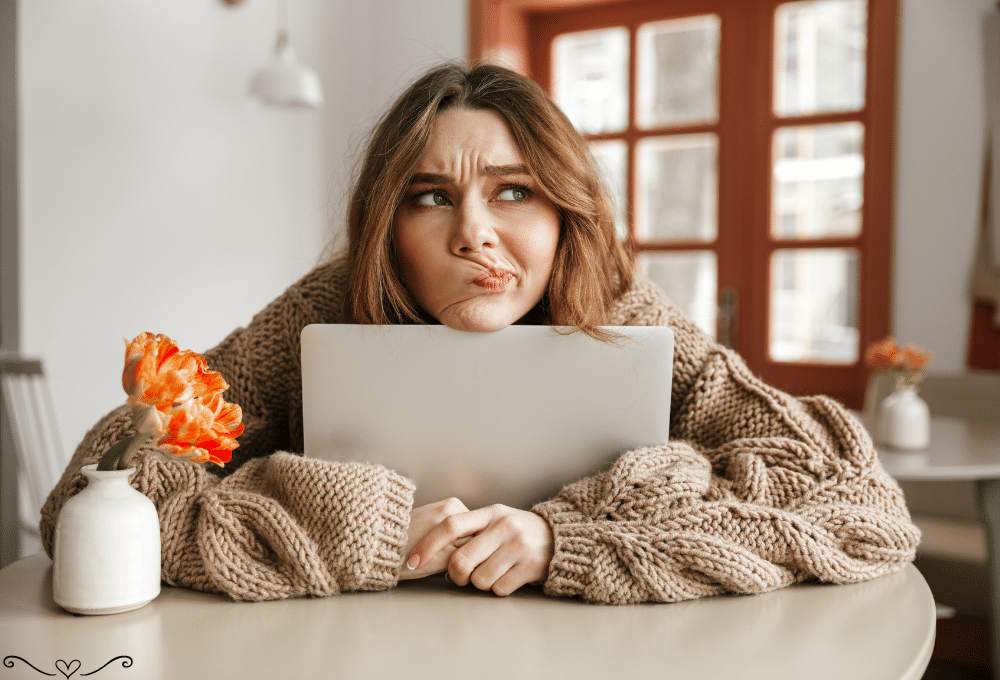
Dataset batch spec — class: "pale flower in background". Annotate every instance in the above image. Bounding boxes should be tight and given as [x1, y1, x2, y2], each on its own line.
[865, 337, 933, 387]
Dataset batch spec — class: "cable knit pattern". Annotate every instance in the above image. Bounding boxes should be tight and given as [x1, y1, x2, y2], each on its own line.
[39, 256, 918, 603]
[534, 279, 918, 603]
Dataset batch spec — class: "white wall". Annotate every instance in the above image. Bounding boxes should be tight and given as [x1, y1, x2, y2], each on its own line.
[15, 0, 994, 461]
[893, 0, 995, 373]
[18, 0, 466, 459]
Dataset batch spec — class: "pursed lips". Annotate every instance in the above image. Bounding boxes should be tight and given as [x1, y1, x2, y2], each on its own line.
[472, 268, 514, 293]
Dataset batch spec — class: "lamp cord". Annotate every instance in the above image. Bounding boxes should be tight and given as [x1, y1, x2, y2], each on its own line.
[276, 0, 289, 49]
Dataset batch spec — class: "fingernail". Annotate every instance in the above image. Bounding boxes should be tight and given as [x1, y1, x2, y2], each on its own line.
[406, 554, 419, 570]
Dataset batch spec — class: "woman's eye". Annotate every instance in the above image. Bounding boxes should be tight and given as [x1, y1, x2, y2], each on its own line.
[415, 190, 449, 207]
[497, 186, 530, 202]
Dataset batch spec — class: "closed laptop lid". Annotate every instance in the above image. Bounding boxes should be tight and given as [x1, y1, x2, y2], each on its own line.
[301, 324, 673, 509]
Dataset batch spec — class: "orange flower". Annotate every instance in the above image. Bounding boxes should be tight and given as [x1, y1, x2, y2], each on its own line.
[865, 337, 901, 369]
[900, 344, 933, 373]
[123, 333, 227, 410]
[158, 392, 243, 466]
[122, 333, 243, 466]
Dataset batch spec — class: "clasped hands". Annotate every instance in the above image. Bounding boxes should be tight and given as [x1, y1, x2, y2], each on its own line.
[399, 498, 554, 597]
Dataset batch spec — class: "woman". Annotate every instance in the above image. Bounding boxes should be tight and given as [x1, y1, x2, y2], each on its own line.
[40, 63, 919, 604]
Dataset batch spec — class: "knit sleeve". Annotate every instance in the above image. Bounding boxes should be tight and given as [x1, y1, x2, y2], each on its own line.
[38, 259, 416, 601]
[40, 406, 414, 600]
[531, 280, 920, 604]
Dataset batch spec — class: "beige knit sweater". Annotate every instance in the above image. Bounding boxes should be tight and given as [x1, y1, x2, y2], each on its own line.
[40, 258, 920, 603]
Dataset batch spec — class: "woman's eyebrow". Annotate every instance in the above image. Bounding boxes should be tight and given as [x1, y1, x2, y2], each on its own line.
[408, 165, 532, 185]
[483, 164, 531, 177]
[409, 172, 450, 185]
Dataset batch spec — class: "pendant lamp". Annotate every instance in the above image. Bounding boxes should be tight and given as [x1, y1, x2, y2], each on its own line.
[248, 0, 324, 108]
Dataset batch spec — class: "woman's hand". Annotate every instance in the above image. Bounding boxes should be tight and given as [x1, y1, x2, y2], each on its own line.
[406, 504, 555, 596]
[398, 497, 471, 580]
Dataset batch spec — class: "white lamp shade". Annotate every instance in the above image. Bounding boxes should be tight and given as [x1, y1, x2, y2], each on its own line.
[249, 42, 324, 108]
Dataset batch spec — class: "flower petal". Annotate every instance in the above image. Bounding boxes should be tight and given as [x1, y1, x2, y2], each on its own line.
[865, 337, 901, 369]
[901, 344, 933, 372]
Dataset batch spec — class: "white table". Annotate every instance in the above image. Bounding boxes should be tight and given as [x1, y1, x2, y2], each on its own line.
[872, 415, 1000, 482]
[862, 413, 1000, 672]
[0, 553, 934, 680]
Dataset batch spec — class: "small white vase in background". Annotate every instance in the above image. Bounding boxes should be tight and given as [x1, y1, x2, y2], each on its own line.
[876, 384, 930, 450]
[53, 464, 161, 615]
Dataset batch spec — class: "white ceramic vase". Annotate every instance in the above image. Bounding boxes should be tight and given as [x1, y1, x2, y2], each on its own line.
[876, 384, 930, 450]
[53, 464, 161, 615]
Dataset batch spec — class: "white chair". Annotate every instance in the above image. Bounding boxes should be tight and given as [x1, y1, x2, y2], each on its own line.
[0, 353, 68, 561]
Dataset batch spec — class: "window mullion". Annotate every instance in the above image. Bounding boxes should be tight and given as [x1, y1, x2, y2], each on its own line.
[627, 23, 639, 245]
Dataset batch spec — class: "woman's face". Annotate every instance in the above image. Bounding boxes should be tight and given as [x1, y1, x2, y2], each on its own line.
[393, 107, 561, 333]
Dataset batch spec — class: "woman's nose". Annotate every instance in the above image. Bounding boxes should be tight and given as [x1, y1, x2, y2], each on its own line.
[450, 199, 497, 254]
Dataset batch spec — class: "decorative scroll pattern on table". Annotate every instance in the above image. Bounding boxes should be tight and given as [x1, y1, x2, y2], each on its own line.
[2, 656, 133, 678]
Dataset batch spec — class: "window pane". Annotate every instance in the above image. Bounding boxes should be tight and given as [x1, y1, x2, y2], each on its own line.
[641, 251, 717, 338]
[772, 122, 864, 239]
[769, 248, 859, 363]
[552, 27, 629, 134]
[590, 140, 629, 240]
[774, 0, 867, 116]
[637, 134, 718, 242]
[638, 15, 720, 128]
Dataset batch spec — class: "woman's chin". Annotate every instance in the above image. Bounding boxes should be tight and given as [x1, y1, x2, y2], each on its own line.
[440, 316, 512, 333]
[436, 302, 524, 333]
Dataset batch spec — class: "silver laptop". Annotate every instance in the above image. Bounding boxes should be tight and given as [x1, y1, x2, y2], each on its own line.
[301, 324, 673, 509]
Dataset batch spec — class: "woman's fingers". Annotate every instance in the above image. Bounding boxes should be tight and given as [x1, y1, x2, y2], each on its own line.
[466, 509, 553, 593]
[468, 549, 523, 595]
[398, 542, 459, 580]
[407, 505, 495, 570]
[400, 498, 471, 579]
[490, 564, 541, 597]
[447, 530, 508, 586]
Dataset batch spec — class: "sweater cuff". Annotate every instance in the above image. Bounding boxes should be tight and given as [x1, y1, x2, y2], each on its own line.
[542, 523, 598, 598]
[359, 471, 414, 590]
[532, 499, 596, 599]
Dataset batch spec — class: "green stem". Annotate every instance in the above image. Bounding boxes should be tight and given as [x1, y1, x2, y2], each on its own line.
[96, 432, 154, 471]
[120, 431, 154, 469]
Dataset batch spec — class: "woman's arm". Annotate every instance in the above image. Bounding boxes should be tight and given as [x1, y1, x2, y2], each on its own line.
[528, 285, 919, 603]
[533, 390, 918, 603]
[410, 279, 919, 602]
[38, 260, 423, 601]
[40, 405, 414, 600]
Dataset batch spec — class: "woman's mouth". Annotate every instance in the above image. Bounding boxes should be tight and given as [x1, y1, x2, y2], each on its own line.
[472, 268, 514, 293]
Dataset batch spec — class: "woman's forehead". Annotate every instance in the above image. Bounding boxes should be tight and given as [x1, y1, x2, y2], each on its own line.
[415, 108, 527, 174]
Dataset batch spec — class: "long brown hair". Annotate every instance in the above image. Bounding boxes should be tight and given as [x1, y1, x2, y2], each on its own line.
[341, 62, 633, 337]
